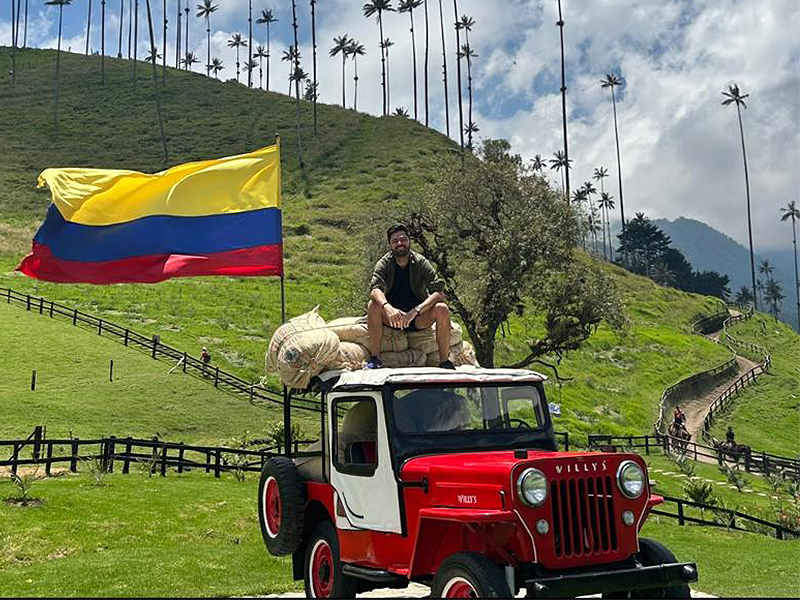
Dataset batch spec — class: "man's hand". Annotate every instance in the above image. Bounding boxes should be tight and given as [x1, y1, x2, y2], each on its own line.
[398, 307, 418, 329]
[383, 303, 406, 328]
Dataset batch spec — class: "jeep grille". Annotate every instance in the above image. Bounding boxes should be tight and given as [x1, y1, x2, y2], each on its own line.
[550, 476, 618, 558]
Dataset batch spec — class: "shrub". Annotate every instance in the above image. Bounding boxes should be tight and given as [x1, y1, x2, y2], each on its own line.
[6, 468, 43, 505]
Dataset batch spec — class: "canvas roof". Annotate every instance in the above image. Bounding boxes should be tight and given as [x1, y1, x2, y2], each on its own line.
[324, 366, 547, 390]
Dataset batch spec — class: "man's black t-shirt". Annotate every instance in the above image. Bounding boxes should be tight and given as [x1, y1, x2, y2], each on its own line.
[387, 263, 420, 312]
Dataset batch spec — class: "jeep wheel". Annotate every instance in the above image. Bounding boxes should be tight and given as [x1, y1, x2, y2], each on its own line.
[602, 538, 691, 598]
[258, 456, 304, 556]
[304, 521, 358, 598]
[431, 552, 512, 598]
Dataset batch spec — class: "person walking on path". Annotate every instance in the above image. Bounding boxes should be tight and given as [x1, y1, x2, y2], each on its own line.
[201, 346, 212, 376]
[366, 224, 454, 370]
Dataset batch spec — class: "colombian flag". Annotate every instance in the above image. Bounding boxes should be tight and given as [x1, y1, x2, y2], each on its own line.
[17, 144, 282, 284]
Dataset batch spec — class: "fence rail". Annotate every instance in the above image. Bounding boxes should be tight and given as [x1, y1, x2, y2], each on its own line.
[1, 287, 322, 414]
[587, 433, 800, 479]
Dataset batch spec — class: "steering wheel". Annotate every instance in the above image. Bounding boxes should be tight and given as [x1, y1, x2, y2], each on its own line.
[490, 418, 532, 430]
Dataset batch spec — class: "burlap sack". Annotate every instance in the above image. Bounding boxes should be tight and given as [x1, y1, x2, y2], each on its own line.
[382, 348, 427, 368]
[407, 322, 463, 354]
[425, 341, 480, 367]
[266, 307, 340, 389]
[333, 342, 371, 369]
[328, 319, 409, 353]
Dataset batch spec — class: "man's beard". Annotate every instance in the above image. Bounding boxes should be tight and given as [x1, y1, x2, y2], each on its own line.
[392, 246, 409, 258]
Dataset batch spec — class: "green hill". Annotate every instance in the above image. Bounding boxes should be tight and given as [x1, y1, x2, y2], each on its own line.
[1, 47, 736, 442]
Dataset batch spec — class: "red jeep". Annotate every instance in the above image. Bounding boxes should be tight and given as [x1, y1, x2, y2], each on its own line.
[258, 367, 697, 598]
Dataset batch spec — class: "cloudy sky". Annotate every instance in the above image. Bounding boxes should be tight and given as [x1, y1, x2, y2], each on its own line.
[1, 0, 798, 251]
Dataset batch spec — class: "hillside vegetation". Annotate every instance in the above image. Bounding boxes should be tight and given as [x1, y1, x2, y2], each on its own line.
[0, 47, 735, 441]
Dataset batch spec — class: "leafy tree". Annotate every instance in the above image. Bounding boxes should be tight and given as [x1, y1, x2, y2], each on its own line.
[617, 212, 672, 276]
[304, 80, 319, 102]
[398, 0, 423, 120]
[196, 0, 218, 77]
[330, 34, 351, 107]
[734, 286, 754, 306]
[780, 200, 800, 331]
[764, 278, 785, 322]
[601, 73, 627, 260]
[228, 33, 247, 83]
[45, 0, 72, 130]
[346, 40, 366, 110]
[722, 83, 757, 310]
[398, 139, 625, 368]
[363, 0, 395, 116]
[256, 8, 278, 91]
[662, 247, 694, 292]
[693, 270, 731, 301]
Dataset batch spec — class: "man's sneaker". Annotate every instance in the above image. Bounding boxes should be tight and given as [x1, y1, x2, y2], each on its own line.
[438, 359, 456, 370]
[365, 356, 384, 369]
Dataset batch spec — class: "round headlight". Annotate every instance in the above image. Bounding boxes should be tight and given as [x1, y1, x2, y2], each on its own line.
[617, 460, 645, 499]
[517, 468, 548, 507]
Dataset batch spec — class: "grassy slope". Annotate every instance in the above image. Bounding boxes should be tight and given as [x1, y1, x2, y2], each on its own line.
[0, 302, 318, 444]
[710, 313, 800, 456]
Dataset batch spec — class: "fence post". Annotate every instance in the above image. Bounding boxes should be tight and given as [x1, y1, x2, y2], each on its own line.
[98, 319, 103, 335]
[70, 438, 79, 472]
[564, 431, 570, 451]
[45, 442, 53, 476]
[124, 329, 129, 346]
[73, 308, 78, 326]
[31, 370, 36, 391]
[645, 435, 650, 455]
[214, 449, 222, 478]
[123, 437, 133, 474]
[160, 443, 168, 477]
[150, 436, 159, 475]
[32, 425, 43, 460]
[49, 300, 54, 318]
[152, 336, 159, 359]
[182, 352, 187, 373]
[777, 526, 784, 540]
[205, 450, 211, 474]
[39, 297, 44, 314]
[11, 443, 19, 476]
[214, 367, 219, 387]
[178, 443, 185, 474]
[26, 294, 31, 310]
[744, 451, 751, 473]
[107, 436, 116, 473]
[5, 288, 9, 303]
[250, 385, 254, 403]
[763, 452, 770, 475]
[678, 500, 685, 526]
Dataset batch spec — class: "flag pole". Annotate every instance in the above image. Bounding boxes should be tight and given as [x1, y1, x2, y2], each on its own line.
[276, 133, 292, 458]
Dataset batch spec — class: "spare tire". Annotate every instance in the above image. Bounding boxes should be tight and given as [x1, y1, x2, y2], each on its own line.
[258, 456, 305, 556]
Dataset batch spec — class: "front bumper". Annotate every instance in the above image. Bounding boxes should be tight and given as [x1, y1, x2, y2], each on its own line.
[525, 562, 698, 598]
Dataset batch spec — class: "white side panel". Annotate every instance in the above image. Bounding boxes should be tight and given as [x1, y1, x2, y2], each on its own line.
[329, 391, 402, 534]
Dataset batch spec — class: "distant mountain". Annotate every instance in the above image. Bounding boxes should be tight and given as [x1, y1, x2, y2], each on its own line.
[653, 217, 798, 329]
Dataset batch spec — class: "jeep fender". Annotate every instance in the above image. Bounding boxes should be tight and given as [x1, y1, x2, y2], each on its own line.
[291, 483, 337, 581]
[408, 508, 520, 578]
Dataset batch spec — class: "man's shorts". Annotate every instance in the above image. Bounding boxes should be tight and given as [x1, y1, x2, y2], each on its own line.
[387, 316, 423, 332]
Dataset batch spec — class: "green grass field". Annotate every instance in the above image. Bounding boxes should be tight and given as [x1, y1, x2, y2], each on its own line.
[711, 313, 800, 457]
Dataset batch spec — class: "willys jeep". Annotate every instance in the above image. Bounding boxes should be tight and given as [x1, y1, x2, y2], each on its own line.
[257, 367, 698, 598]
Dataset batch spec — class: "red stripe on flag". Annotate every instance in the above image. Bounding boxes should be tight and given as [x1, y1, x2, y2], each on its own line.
[17, 241, 284, 284]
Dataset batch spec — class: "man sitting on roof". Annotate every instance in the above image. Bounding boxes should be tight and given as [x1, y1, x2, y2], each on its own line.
[365, 224, 455, 370]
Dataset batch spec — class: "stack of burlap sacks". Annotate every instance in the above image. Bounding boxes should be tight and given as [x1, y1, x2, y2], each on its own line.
[266, 307, 478, 389]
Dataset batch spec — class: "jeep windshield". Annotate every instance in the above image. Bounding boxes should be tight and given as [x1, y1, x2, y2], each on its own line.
[387, 383, 557, 458]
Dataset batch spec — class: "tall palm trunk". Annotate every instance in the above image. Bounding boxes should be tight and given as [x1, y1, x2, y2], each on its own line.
[790, 216, 799, 331]
[464, 28, 473, 149]
[340, 53, 347, 107]
[10, 0, 16, 86]
[437, 0, 449, 136]
[205, 16, 211, 76]
[101, 0, 106, 83]
[175, 0, 181, 68]
[128, 0, 133, 59]
[735, 102, 757, 311]
[385, 45, 391, 110]
[184, 5, 189, 67]
[408, 7, 419, 120]
[15, 0, 21, 45]
[117, 0, 123, 57]
[378, 12, 387, 115]
[162, 0, 166, 81]
[144, 0, 169, 163]
[609, 85, 626, 265]
[556, 0, 570, 203]
[236, 47, 241, 82]
[353, 53, 359, 110]
[53, 4, 65, 129]
[311, 0, 318, 135]
[23, 0, 28, 47]
[291, 0, 304, 170]
[424, 0, 429, 126]
[133, 0, 138, 84]
[452, 0, 464, 150]
[248, 0, 253, 87]
[266, 21, 271, 91]
[85, 0, 92, 54]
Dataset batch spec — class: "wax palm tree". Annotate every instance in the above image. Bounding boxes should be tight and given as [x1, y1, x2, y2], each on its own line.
[734, 286, 754, 307]
[175, 0, 181, 67]
[116, 0, 124, 57]
[651, 262, 675, 287]
[133, 0, 140, 85]
[184, 3, 190, 66]
[247, 0, 253, 87]
[181, 51, 199, 70]
[256, 8, 277, 91]
[282, 46, 299, 96]
[398, 0, 423, 120]
[451, 0, 464, 150]
[458, 40, 477, 150]
[722, 83, 757, 310]
[464, 121, 479, 149]
[10, 0, 16, 85]
[347, 40, 366, 110]
[549, 150, 572, 198]
[290, 0, 302, 105]
[764, 279, 785, 322]
[161, 0, 167, 80]
[531, 154, 544, 173]
[780, 200, 800, 331]
[423, 0, 430, 125]
[46, 0, 72, 130]
[556, 0, 571, 202]
[394, 107, 409, 117]
[228, 33, 247, 83]
[196, 0, 218, 77]
[85, 0, 92, 55]
[758, 260, 774, 281]
[380, 37, 395, 108]
[436, 0, 449, 136]
[571, 188, 588, 250]
[244, 58, 258, 83]
[601, 73, 627, 257]
[144, 0, 168, 163]
[290, 64, 308, 168]
[755, 278, 765, 308]
[145, 46, 161, 62]
[101, 0, 106, 83]
[254, 45, 267, 89]
[210, 56, 224, 78]
[330, 34, 351, 107]
[598, 191, 615, 262]
[363, 0, 395, 117]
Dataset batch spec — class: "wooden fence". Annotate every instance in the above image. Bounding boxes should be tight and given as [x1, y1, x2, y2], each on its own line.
[587, 433, 800, 479]
[2, 287, 322, 414]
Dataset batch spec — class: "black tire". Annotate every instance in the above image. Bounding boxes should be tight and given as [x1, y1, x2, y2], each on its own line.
[603, 538, 691, 598]
[431, 552, 512, 598]
[258, 456, 304, 556]
[303, 520, 358, 598]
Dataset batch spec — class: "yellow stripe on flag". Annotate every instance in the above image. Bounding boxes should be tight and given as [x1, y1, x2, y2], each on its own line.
[37, 144, 281, 226]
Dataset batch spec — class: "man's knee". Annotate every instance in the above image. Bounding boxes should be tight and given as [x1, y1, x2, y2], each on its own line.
[434, 302, 450, 320]
[367, 299, 381, 317]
